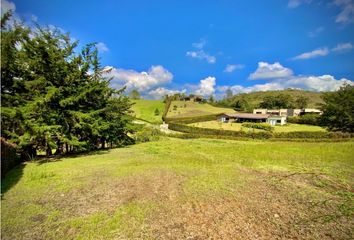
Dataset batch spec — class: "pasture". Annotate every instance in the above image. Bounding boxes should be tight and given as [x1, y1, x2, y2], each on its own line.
[131, 99, 165, 123]
[166, 100, 234, 118]
[190, 120, 327, 132]
[2, 137, 353, 239]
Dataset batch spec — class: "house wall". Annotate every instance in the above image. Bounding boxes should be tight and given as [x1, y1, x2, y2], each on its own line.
[253, 109, 267, 114]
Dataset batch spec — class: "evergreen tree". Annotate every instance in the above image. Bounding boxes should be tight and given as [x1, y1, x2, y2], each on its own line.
[129, 89, 140, 99]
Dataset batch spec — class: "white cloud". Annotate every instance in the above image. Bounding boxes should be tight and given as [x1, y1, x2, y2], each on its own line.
[192, 39, 206, 49]
[223, 64, 245, 73]
[332, 42, 353, 52]
[96, 42, 109, 52]
[218, 75, 353, 95]
[308, 27, 324, 38]
[196, 76, 216, 96]
[186, 50, 216, 64]
[148, 87, 185, 99]
[334, 0, 354, 24]
[249, 62, 293, 80]
[292, 47, 329, 60]
[105, 65, 173, 92]
[1, 0, 15, 14]
[287, 0, 312, 8]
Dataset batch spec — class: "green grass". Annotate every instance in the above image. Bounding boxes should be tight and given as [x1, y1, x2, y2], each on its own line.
[131, 99, 164, 123]
[190, 120, 327, 132]
[2, 138, 353, 239]
[167, 100, 234, 118]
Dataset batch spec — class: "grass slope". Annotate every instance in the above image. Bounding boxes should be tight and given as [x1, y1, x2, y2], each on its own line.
[190, 121, 327, 132]
[167, 100, 234, 118]
[2, 138, 353, 239]
[131, 99, 164, 123]
[226, 89, 324, 108]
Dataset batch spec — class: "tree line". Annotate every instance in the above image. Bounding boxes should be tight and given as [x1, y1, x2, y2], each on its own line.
[1, 12, 134, 158]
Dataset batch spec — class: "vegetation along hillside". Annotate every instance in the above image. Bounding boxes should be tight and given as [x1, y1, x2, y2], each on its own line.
[218, 89, 324, 111]
[131, 99, 165, 123]
[167, 100, 234, 118]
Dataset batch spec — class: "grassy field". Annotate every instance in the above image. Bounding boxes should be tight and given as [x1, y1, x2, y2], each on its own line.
[190, 121, 327, 132]
[2, 138, 353, 239]
[167, 100, 234, 118]
[130, 99, 165, 123]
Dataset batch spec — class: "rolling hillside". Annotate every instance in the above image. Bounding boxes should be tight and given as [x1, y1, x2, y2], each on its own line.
[131, 99, 165, 123]
[222, 89, 324, 108]
[167, 100, 234, 118]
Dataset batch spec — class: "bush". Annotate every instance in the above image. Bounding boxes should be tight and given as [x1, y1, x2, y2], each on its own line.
[287, 114, 320, 125]
[273, 131, 353, 139]
[241, 122, 273, 131]
[1, 137, 21, 178]
[165, 113, 220, 124]
[134, 127, 161, 143]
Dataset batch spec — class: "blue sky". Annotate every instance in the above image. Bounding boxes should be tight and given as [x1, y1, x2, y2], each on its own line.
[4, 0, 354, 98]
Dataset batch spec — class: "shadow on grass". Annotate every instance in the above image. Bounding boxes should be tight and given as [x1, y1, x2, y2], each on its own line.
[1, 164, 24, 197]
[35, 148, 112, 165]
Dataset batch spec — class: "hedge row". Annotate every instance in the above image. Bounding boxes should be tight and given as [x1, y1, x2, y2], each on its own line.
[287, 114, 321, 126]
[165, 113, 220, 124]
[1, 137, 21, 178]
[241, 122, 273, 131]
[162, 98, 172, 122]
[168, 123, 353, 139]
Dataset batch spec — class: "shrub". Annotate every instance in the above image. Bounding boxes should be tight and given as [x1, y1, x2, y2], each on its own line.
[288, 114, 320, 125]
[1, 137, 21, 178]
[241, 122, 273, 131]
[133, 127, 161, 143]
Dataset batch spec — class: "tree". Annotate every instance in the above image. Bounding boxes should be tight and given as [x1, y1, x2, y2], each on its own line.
[320, 84, 354, 133]
[225, 88, 233, 99]
[259, 94, 294, 109]
[129, 89, 140, 99]
[208, 95, 215, 103]
[295, 96, 308, 109]
[154, 108, 160, 116]
[232, 98, 250, 112]
[1, 12, 133, 156]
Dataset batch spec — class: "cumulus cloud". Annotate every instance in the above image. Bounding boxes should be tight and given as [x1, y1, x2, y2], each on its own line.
[223, 64, 245, 73]
[148, 87, 185, 99]
[196, 76, 216, 96]
[334, 0, 354, 24]
[95, 42, 109, 52]
[249, 62, 293, 80]
[219, 75, 353, 95]
[292, 47, 329, 60]
[105, 65, 173, 92]
[186, 50, 216, 64]
[1, 0, 16, 14]
[332, 42, 353, 52]
[287, 0, 312, 8]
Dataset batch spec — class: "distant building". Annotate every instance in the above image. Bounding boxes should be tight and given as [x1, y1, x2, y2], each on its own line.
[253, 108, 322, 117]
[218, 113, 287, 126]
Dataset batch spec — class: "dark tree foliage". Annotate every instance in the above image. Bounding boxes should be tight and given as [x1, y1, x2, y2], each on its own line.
[1, 13, 133, 157]
[295, 96, 309, 109]
[232, 98, 251, 112]
[320, 84, 354, 133]
[259, 94, 294, 109]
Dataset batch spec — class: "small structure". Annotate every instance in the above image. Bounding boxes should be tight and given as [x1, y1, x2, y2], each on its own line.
[267, 116, 286, 126]
[181, 95, 204, 102]
[253, 108, 322, 117]
[301, 109, 323, 115]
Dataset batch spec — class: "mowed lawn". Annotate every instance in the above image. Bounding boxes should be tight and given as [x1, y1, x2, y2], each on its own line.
[131, 99, 165, 123]
[2, 138, 353, 239]
[167, 101, 234, 118]
[190, 120, 327, 132]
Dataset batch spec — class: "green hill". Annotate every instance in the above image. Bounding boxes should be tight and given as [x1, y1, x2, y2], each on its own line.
[167, 100, 234, 118]
[131, 99, 165, 123]
[223, 89, 324, 109]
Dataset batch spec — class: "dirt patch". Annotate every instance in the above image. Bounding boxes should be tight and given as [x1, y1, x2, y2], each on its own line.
[55, 169, 185, 216]
[148, 170, 353, 240]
